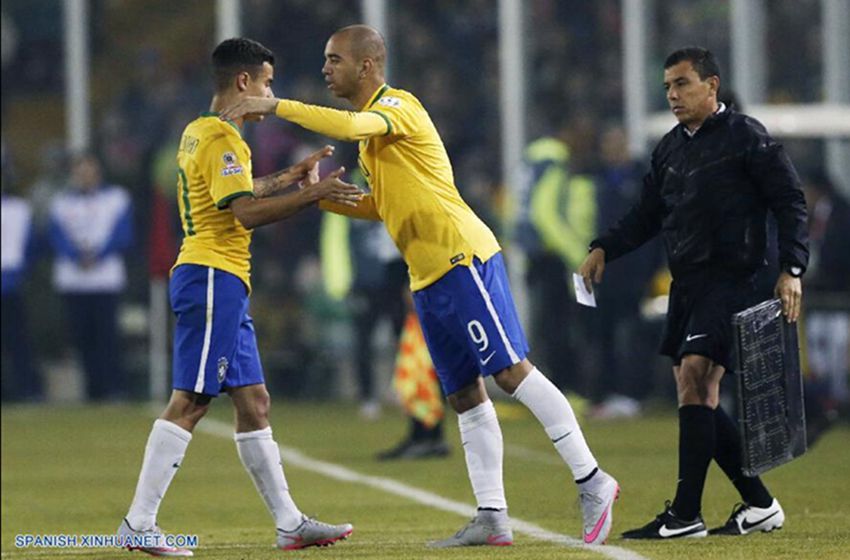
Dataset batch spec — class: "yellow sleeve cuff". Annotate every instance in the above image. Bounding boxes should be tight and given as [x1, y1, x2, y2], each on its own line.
[275, 100, 389, 141]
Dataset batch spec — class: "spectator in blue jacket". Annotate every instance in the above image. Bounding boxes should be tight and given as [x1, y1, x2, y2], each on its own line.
[48, 153, 134, 401]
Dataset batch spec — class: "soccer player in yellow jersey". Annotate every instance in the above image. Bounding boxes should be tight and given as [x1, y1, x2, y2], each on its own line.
[222, 25, 619, 547]
[117, 38, 361, 556]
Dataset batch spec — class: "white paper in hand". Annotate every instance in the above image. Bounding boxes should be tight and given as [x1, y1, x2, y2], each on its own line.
[573, 273, 597, 308]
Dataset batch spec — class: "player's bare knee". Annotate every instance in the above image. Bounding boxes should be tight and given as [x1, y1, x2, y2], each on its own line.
[676, 375, 718, 406]
[493, 360, 532, 394]
[232, 386, 271, 431]
[252, 390, 271, 422]
[492, 369, 514, 393]
[448, 393, 481, 413]
[448, 380, 487, 413]
[161, 391, 211, 431]
[677, 384, 697, 406]
[695, 383, 711, 404]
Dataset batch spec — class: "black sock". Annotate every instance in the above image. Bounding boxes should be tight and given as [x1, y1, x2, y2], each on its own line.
[411, 418, 443, 442]
[411, 418, 428, 441]
[430, 420, 444, 440]
[714, 406, 773, 508]
[671, 405, 715, 520]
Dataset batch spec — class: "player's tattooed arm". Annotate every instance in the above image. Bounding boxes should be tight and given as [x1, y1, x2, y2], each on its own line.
[253, 145, 335, 198]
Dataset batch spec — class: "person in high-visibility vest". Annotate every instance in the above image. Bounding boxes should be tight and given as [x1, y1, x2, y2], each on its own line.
[514, 131, 597, 394]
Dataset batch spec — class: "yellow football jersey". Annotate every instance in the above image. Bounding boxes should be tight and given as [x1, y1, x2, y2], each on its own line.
[173, 113, 254, 289]
[277, 85, 500, 290]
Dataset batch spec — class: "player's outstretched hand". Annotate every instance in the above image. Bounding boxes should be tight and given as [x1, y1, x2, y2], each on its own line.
[295, 145, 334, 188]
[578, 247, 606, 293]
[308, 167, 363, 207]
[220, 96, 278, 121]
[774, 271, 802, 323]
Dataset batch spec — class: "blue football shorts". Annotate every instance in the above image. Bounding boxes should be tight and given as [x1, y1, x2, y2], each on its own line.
[412, 252, 529, 395]
[170, 264, 264, 396]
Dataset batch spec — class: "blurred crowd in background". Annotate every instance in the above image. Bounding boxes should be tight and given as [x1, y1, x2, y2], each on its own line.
[2, 0, 847, 436]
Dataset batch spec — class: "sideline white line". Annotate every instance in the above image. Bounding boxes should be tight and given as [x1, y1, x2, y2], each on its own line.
[198, 417, 648, 560]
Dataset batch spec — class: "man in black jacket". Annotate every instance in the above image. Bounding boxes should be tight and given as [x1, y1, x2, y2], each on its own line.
[579, 47, 809, 539]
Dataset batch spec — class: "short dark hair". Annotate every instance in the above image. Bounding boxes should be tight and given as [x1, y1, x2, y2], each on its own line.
[212, 38, 274, 91]
[664, 47, 720, 81]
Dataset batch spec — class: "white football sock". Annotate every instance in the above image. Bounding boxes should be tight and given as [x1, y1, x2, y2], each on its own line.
[126, 419, 192, 530]
[457, 400, 507, 510]
[235, 427, 303, 531]
[513, 368, 598, 481]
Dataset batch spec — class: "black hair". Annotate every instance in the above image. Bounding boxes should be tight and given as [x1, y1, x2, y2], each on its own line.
[212, 38, 274, 91]
[664, 47, 721, 81]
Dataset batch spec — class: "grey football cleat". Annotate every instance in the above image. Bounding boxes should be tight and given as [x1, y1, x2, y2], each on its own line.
[579, 470, 620, 544]
[428, 510, 513, 548]
[117, 518, 193, 557]
[276, 515, 353, 550]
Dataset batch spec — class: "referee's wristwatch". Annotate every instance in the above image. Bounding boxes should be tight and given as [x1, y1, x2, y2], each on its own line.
[784, 265, 804, 278]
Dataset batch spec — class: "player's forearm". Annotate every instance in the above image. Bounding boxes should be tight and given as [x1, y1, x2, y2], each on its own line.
[232, 190, 319, 229]
[254, 168, 301, 198]
[319, 196, 381, 221]
[275, 100, 388, 141]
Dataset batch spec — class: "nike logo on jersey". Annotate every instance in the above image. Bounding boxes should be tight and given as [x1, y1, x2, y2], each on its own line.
[685, 333, 708, 342]
[741, 511, 779, 531]
[480, 351, 496, 366]
[658, 522, 705, 538]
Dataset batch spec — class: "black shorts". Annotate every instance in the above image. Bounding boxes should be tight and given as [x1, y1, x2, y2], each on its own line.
[660, 273, 757, 371]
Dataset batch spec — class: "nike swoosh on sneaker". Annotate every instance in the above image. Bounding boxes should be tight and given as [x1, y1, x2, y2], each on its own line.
[480, 351, 496, 366]
[658, 523, 704, 538]
[584, 506, 610, 543]
[279, 535, 304, 550]
[486, 534, 512, 546]
[132, 544, 193, 557]
[741, 511, 779, 531]
[685, 333, 708, 342]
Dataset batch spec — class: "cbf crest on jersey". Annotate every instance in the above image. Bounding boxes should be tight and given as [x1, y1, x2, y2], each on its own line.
[220, 152, 243, 176]
[377, 96, 402, 108]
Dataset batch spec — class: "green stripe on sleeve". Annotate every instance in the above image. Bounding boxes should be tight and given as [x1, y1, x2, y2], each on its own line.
[216, 191, 254, 209]
[367, 110, 393, 136]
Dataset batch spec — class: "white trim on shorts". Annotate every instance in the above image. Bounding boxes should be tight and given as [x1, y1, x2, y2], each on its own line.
[468, 263, 521, 364]
[194, 267, 215, 393]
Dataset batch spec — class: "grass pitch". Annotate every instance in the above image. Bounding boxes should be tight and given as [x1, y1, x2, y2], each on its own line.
[2, 401, 848, 559]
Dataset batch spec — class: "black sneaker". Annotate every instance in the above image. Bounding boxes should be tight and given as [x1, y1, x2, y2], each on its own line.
[708, 499, 784, 535]
[621, 501, 707, 539]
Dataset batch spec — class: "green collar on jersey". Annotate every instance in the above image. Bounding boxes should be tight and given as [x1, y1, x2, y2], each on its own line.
[199, 111, 242, 136]
[364, 84, 390, 110]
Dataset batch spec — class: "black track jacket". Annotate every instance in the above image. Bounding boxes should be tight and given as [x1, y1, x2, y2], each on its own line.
[592, 107, 809, 280]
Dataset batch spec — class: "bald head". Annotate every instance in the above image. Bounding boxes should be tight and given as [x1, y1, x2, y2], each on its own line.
[333, 25, 386, 72]
[323, 24, 388, 106]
